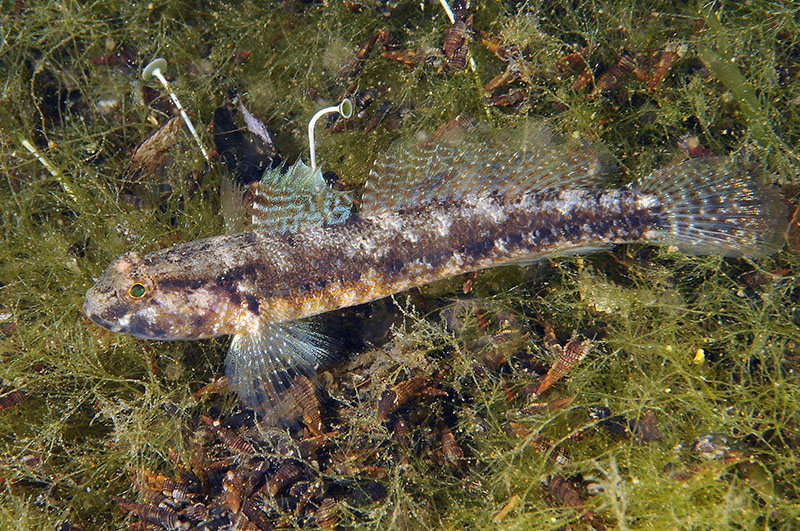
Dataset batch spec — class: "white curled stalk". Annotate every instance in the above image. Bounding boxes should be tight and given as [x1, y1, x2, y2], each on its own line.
[438, 0, 456, 23]
[142, 58, 209, 162]
[307, 98, 353, 171]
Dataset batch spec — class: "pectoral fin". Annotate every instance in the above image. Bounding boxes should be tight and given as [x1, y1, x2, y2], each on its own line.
[225, 320, 331, 426]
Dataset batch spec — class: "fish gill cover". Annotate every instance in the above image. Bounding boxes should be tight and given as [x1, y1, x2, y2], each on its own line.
[0, 1, 799, 529]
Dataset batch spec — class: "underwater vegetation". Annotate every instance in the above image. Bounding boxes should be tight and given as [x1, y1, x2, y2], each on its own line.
[1, 0, 800, 529]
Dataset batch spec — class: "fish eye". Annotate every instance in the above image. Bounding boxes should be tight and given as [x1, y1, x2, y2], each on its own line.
[128, 283, 147, 299]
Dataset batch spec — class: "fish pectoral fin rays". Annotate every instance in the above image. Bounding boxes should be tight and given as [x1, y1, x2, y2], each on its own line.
[225, 320, 331, 427]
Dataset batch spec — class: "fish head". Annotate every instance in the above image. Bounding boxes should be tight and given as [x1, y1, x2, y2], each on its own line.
[83, 251, 235, 340]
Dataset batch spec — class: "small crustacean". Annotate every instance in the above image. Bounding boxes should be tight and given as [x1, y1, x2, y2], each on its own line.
[111, 496, 186, 529]
[485, 87, 528, 108]
[506, 397, 574, 420]
[439, 422, 464, 464]
[363, 100, 393, 135]
[587, 50, 641, 99]
[222, 469, 244, 513]
[330, 454, 389, 480]
[382, 1, 472, 73]
[115, 397, 384, 529]
[313, 497, 339, 529]
[381, 46, 445, 69]
[665, 433, 749, 481]
[337, 30, 391, 83]
[469, 310, 528, 371]
[202, 415, 255, 456]
[291, 479, 323, 517]
[441, 14, 473, 71]
[507, 424, 571, 466]
[325, 85, 412, 137]
[633, 410, 662, 443]
[480, 38, 529, 93]
[264, 460, 304, 497]
[283, 374, 324, 435]
[547, 474, 584, 509]
[474, 28, 689, 105]
[376, 375, 426, 421]
[130, 468, 198, 504]
[551, 44, 598, 80]
[121, 116, 183, 184]
[536, 332, 594, 395]
[547, 475, 606, 528]
[192, 375, 229, 401]
[648, 42, 688, 90]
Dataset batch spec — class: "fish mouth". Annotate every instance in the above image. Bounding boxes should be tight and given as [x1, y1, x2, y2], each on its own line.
[82, 298, 176, 340]
[82, 298, 124, 333]
[85, 311, 122, 333]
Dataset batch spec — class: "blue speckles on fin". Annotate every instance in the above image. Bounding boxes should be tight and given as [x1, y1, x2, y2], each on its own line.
[225, 320, 331, 426]
[250, 159, 352, 234]
[632, 157, 786, 257]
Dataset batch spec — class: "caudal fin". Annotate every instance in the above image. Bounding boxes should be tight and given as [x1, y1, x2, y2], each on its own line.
[634, 157, 786, 257]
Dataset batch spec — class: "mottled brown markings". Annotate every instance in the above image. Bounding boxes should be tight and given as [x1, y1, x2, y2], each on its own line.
[191, 314, 210, 333]
[463, 238, 495, 258]
[244, 294, 259, 315]
[129, 315, 166, 339]
[104, 303, 130, 321]
[257, 190, 665, 319]
[505, 232, 524, 248]
[225, 289, 243, 309]
[215, 266, 254, 289]
[157, 277, 206, 291]
[101, 189, 666, 337]
[214, 265, 266, 315]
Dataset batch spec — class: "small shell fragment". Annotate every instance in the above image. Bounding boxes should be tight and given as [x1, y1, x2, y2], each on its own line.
[377, 375, 426, 421]
[548, 474, 584, 508]
[536, 333, 594, 395]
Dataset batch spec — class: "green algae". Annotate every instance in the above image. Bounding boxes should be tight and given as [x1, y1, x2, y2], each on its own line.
[1, 1, 799, 528]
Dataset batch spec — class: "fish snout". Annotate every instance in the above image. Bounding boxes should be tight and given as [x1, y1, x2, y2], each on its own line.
[83, 288, 124, 333]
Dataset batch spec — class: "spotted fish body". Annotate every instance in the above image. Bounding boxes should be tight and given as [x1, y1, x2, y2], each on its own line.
[84, 118, 785, 421]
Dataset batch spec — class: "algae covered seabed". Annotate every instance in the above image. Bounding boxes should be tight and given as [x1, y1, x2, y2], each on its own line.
[1, 1, 800, 528]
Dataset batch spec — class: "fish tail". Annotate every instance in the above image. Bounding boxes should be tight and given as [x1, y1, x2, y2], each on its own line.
[634, 157, 786, 257]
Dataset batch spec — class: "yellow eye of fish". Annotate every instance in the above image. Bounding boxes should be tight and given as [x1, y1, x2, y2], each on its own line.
[128, 283, 147, 299]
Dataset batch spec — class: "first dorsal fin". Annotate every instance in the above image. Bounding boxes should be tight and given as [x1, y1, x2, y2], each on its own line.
[222, 159, 352, 235]
[362, 116, 612, 215]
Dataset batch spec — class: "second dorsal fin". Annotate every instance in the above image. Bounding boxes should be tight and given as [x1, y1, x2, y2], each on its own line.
[362, 116, 612, 215]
